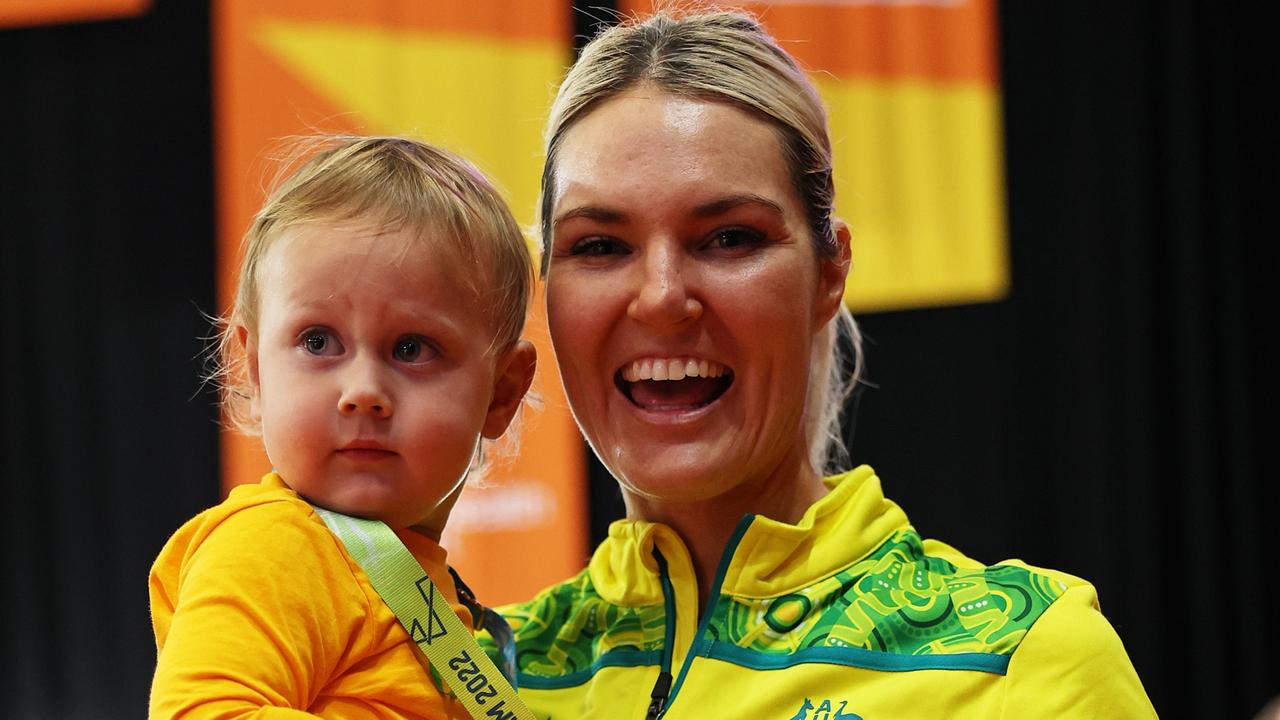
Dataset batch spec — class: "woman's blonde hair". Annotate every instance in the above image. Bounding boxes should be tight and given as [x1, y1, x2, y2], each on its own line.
[540, 9, 864, 474]
[215, 135, 534, 436]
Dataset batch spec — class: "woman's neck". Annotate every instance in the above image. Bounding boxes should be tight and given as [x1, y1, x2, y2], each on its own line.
[622, 465, 829, 615]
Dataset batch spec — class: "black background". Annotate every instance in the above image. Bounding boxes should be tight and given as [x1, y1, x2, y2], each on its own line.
[2, 1, 1273, 717]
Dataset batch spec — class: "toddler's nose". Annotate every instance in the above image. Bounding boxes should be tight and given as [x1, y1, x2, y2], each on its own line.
[338, 362, 392, 418]
[340, 393, 391, 417]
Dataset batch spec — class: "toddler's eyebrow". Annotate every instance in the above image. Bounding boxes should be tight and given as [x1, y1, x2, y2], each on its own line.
[281, 295, 348, 310]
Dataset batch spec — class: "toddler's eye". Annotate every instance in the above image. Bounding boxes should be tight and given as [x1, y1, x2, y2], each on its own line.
[301, 329, 341, 356]
[393, 335, 436, 363]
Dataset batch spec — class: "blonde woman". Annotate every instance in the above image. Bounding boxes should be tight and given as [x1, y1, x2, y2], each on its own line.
[485, 10, 1157, 720]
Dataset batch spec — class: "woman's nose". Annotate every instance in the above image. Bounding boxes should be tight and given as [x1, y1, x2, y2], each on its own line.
[627, 244, 702, 327]
[337, 358, 393, 418]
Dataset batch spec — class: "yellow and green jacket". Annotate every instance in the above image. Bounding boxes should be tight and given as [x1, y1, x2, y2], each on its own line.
[485, 466, 1157, 719]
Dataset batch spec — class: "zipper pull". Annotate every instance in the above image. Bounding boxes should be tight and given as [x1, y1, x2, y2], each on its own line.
[644, 670, 673, 720]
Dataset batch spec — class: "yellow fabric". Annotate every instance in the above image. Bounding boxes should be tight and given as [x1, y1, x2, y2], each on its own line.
[508, 467, 1158, 719]
[149, 473, 473, 719]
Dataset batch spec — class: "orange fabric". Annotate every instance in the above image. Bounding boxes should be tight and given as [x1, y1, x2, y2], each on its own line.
[617, 0, 996, 84]
[149, 474, 473, 719]
[213, 0, 562, 42]
[0, 0, 148, 28]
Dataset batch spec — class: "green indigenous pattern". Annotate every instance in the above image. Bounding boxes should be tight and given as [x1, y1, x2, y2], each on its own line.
[494, 572, 668, 681]
[712, 530, 1067, 658]
[488, 530, 1067, 685]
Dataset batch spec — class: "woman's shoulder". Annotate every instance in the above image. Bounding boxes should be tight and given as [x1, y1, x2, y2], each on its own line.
[481, 567, 667, 682]
[916, 535, 1124, 657]
[994, 567, 1156, 717]
[491, 568, 610, 645]
[885, 532, 1156, 715]
[706, 528, 1082, 671]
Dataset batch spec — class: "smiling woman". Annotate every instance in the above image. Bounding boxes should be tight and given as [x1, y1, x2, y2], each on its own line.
[546, 88, 848, 556]
[484, 9, 1159, 720]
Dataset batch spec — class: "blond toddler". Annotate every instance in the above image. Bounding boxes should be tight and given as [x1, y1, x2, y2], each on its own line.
[149, 137, 536, 719]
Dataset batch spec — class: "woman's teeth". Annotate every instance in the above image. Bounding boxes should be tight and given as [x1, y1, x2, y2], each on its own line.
[621, 358, 727, 382]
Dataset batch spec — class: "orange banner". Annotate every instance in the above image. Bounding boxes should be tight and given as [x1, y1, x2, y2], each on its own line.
[213, 0, 585, 604]
[620, 0, 1008, 312]
[0, 0, 148, 28]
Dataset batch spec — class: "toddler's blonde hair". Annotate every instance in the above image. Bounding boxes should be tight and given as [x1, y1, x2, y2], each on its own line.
[215, 135, 534, 436]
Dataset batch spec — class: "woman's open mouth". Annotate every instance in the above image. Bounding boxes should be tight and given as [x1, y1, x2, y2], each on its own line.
[615, 357, 734, 411]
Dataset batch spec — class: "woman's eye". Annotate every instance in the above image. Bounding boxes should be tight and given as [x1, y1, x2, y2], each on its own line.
[570, 237, 626, 256]
[707, 227, 766, 250]
[301, 329, 341, 356]
[393, 335, 436, 363]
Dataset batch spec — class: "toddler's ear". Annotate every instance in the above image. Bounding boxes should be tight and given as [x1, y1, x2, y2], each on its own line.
[482, 340, 537, 439]
[238, 325, 262, 420]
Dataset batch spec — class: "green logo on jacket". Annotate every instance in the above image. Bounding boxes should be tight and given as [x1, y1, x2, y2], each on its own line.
[788, 697, 861, 720]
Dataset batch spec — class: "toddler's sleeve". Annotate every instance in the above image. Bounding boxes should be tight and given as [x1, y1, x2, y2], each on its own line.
[1001, 583, 1158, 719]
[149, 501, 373, 719]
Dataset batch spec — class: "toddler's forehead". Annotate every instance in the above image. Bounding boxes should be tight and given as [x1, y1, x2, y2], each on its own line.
[263, 216, 514, 342]
[284, 217, 467, 262]
[264, 219, 477, 290]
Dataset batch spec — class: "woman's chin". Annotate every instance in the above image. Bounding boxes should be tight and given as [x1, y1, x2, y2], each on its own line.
[607, 446, 742, 507]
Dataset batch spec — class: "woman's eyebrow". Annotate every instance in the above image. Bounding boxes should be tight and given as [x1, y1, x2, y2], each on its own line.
[553, 205, 626, 228]
[556, 194, 783, 228]
[693, 193, 784, 219]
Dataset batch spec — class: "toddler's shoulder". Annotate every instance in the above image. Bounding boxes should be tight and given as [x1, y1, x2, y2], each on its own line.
[155, 478, 322, 559]
[149, 476, 354, 600]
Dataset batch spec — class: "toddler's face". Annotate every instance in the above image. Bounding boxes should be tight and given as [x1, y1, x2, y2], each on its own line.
[246, 220, 522, 531]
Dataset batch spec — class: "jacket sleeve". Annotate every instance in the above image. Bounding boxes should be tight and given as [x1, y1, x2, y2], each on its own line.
[1001, 584, 1158, 719]
[149, 501, 373, 719]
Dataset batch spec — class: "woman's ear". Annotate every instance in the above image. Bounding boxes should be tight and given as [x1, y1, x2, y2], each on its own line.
[815, 220, 852, 324]
[237, 325, 262, 420]
[482, 340, 538, 439]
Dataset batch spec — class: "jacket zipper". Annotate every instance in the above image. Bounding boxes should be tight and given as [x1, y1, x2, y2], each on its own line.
[651, 515, 756, 719]
[645, 548, 677, 720]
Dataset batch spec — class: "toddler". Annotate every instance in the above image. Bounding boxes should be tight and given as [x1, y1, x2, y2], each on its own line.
[149, 136, 536, 718]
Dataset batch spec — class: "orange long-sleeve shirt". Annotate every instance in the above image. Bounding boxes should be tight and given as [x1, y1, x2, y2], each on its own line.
[149, 473, 473, 719]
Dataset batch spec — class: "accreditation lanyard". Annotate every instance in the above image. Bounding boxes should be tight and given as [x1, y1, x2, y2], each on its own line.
[313, 507, 536, 720]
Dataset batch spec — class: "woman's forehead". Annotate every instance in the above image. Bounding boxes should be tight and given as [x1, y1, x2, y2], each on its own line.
[553, 90, 794, 214]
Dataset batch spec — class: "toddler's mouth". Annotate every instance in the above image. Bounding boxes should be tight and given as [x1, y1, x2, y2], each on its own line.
[337, 440, 396, 461]
[615, 357, 733, 410]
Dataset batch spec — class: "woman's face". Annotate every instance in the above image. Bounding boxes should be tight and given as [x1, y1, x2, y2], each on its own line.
[544, 88, 849, 509]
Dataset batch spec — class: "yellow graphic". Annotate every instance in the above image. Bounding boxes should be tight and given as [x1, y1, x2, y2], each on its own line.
[825, 79, 1007, 311]
[620, 0, 1009, 312]
[254, 19, 564, 224]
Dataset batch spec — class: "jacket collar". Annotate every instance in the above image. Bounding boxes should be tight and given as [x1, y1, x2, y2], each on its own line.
[588, 465, 910, 603]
